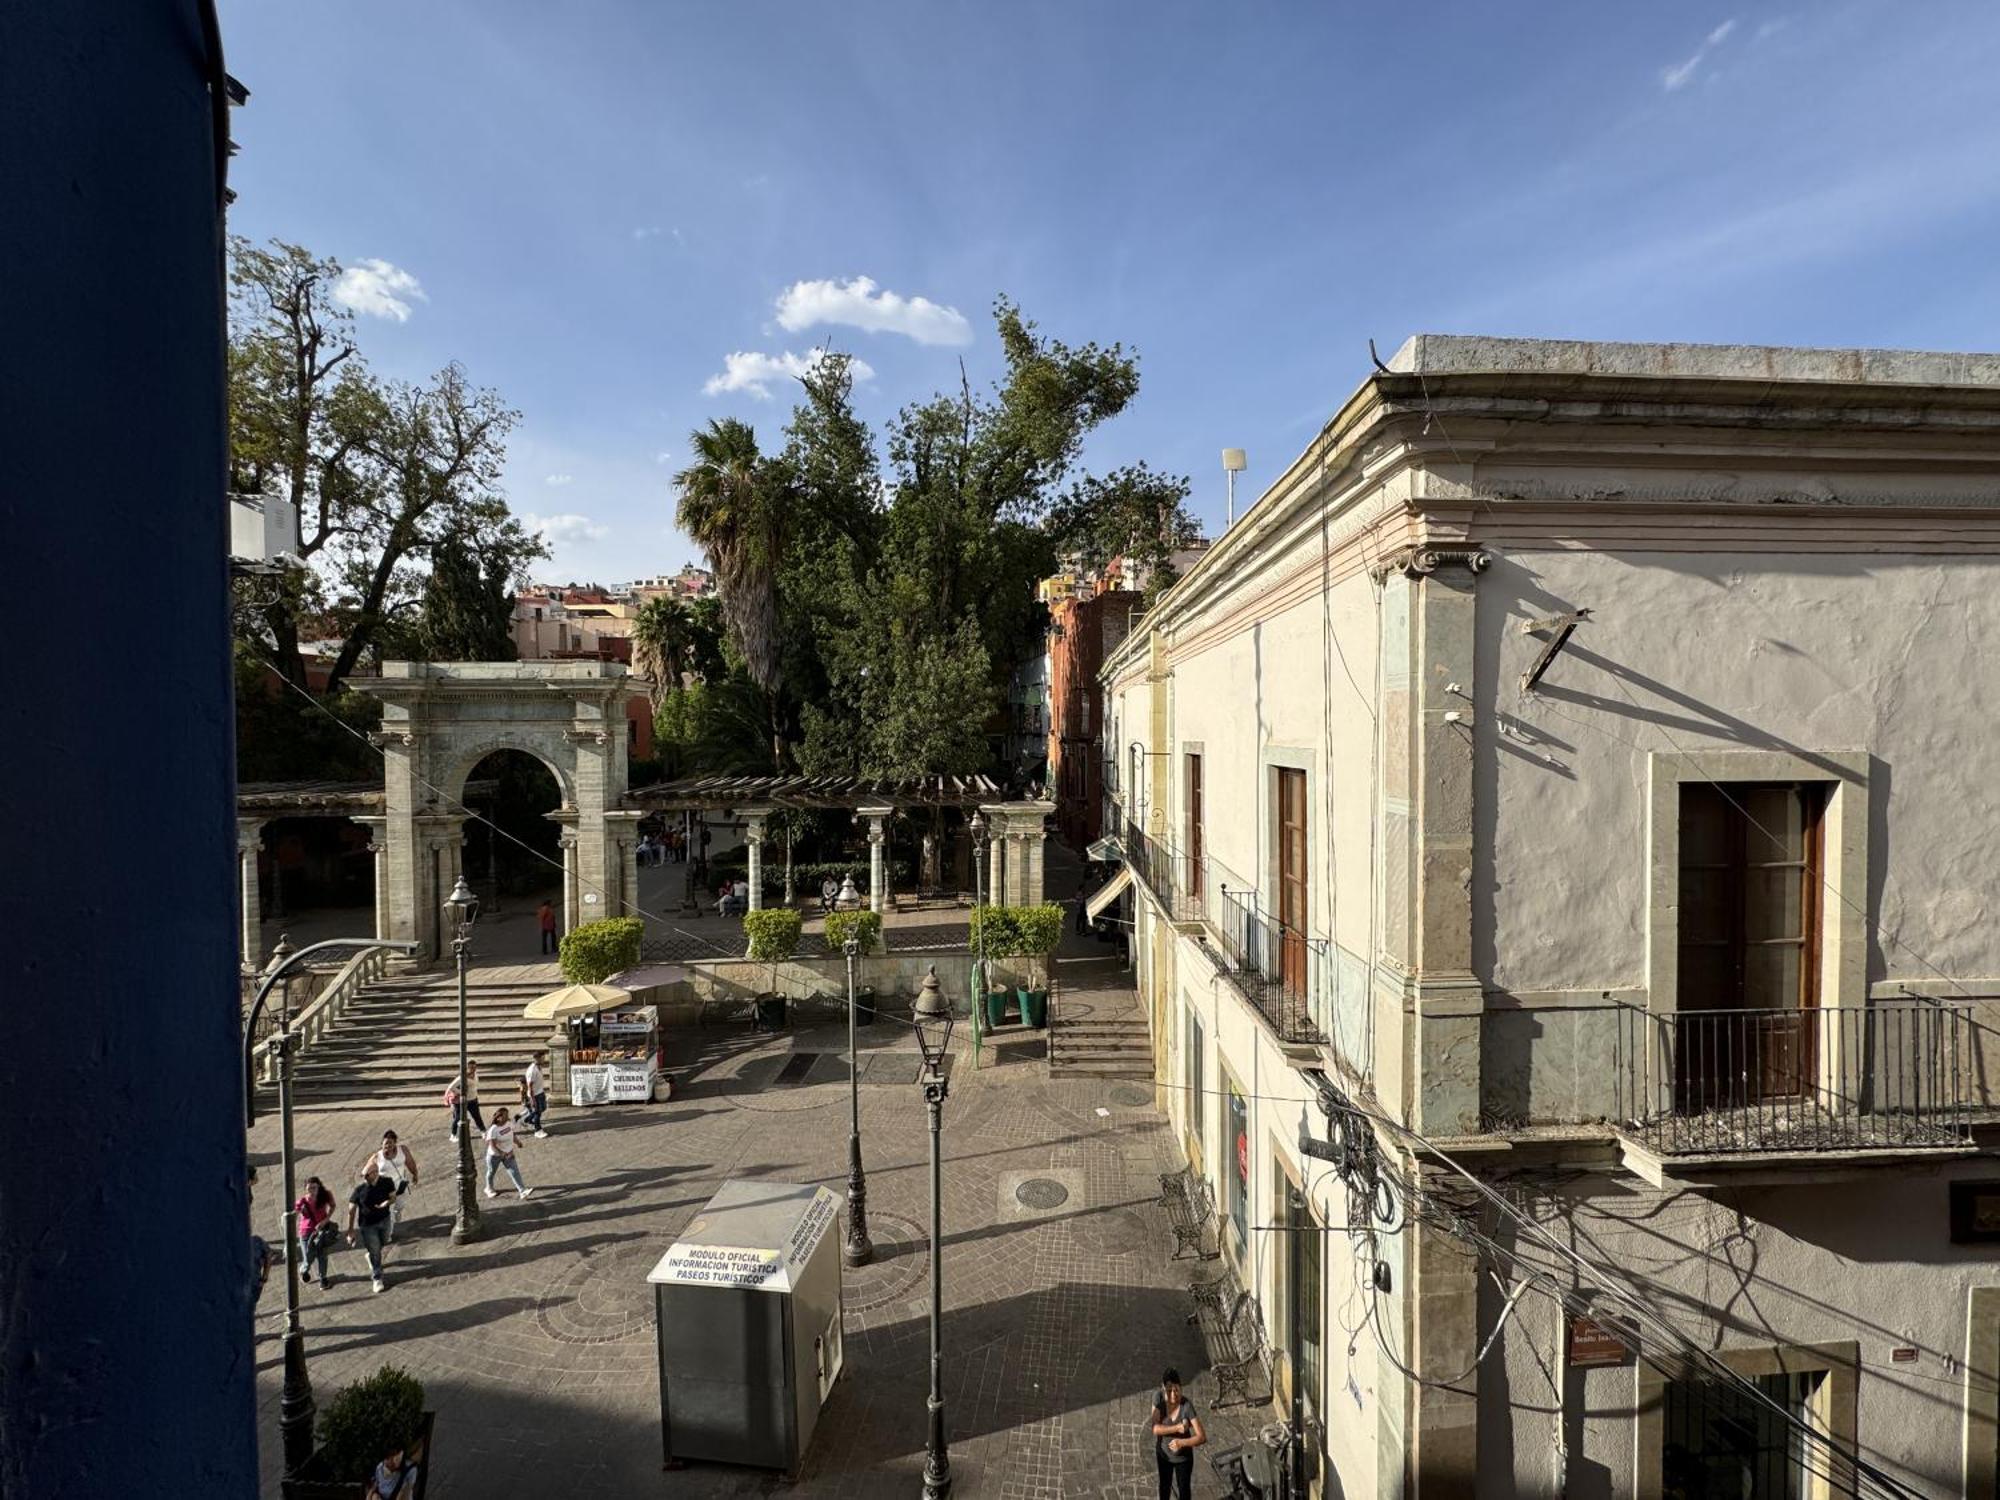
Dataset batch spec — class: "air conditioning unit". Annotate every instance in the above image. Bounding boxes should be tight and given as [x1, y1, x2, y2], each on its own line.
[229, 492, 300, 571]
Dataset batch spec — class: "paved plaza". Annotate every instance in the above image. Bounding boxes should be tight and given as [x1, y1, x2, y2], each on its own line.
[249, 945, 1262, 1497]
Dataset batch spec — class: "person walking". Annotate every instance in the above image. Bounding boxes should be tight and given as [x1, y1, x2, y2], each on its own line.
[346, 1161, 397, 1293]
[482, 1105, 531, 1199]
[537, 899, 558, 955]
[294, 1175, 337, 1288]
[369, 1130, 421, 1243]
[1149, 1367, 1205, 1500]
[447, 1061, 484, 1141]
[520, 1051, 550, 1137]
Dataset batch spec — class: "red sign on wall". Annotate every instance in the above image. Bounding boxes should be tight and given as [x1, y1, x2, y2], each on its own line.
[1567, 1315, 1633, 1368]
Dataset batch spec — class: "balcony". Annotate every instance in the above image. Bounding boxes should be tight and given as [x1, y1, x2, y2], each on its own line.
[1212, 886, 1327, 1049]
[1617, 1003, 1973, 1169]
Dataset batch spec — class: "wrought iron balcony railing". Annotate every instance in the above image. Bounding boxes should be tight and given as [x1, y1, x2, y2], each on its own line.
[1619, 1002, 1972, 1156]
[1213, 886, 1327, 1047]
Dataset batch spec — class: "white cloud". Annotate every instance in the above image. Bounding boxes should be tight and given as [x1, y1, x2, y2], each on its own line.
[654, 450, 674, 465]
[544, 473, 574, 486]
[1662, 17, 1738, 91]
[331, 258, 427, 321]
[523, 513, 608, 547]
[773, 276, 973, 347]
[702, 348, 876, 401]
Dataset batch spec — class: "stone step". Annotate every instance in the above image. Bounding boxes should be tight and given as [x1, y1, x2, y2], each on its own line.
[1049, 1057, 1154, 1078]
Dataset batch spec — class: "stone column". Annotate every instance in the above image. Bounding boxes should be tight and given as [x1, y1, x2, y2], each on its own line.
[743, 809, 769, 913]
[236, 817, 264, 974]
[606, 809, 646, 923]
[351, 815, 389, 941]
[986, 814, 1005, 908]
[558, 829, 580, 932]
[860, 805, 892, 914]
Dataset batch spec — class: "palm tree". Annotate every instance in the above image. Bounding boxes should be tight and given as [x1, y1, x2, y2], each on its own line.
[674, 419, 785, 767]
[630, 593, 694, 708]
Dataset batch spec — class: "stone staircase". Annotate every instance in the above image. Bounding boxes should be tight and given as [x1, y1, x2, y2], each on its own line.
[278, 972, 561, 1104]
[1049, 993, 1155, 1080]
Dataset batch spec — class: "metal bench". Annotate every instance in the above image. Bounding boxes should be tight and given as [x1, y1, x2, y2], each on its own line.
[1187, 1279, 1273, 1409]
[1157, 1165, 1220, 1261]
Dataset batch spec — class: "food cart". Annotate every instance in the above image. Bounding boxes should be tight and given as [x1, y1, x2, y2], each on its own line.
[568, 1004, 661, 1106]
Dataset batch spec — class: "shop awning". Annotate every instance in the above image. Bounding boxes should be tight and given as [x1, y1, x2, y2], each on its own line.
[1084, 834, 1123, 863]
[1084, 866, 1133, 922]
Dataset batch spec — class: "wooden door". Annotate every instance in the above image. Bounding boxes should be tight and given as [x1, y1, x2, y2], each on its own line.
[1185, 753, 1204, 911]
[1676, 783, 1823, 1105]
[1278, 768, 1308, 997]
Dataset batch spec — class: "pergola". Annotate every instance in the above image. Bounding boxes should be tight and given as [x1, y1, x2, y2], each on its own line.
[628, 774, 1053, 912]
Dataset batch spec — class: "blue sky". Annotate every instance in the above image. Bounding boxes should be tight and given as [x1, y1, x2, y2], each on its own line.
[220, 1, 2000, 583]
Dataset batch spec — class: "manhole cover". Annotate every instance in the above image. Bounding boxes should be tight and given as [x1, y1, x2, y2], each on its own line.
[1109, 1084, 1152, 1107]
[1075, 1207, 1151, 1256]
[536, 1244, 659, 1346]
[1015, 1177, 1071, 1210]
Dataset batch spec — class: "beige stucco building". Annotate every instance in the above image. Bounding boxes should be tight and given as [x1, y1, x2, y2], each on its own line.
[1100, 337, 2000, 1497]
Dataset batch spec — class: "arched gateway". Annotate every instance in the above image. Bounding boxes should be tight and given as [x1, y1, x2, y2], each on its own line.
[356, 661, 646, 961]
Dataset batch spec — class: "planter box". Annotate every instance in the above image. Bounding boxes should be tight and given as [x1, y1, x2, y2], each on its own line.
[282, 1410, 434, 1500]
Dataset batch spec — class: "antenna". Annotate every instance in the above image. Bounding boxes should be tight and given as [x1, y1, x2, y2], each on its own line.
[1221, 448, 1247, 528]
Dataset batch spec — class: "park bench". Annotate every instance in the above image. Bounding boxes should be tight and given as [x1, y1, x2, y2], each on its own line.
[1157, 1165, 1220, 1261]
[1186, 1271, 1273, 1409]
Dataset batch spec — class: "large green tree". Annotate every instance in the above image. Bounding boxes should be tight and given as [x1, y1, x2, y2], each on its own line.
[228, 236, 543, 698]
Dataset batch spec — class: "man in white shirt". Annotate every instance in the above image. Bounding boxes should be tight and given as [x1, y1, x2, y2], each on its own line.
[519, 1051, 550, 1138]
[482, 1107, 529, 1199]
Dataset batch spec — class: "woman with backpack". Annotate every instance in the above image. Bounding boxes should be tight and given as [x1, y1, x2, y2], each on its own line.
[294, 1175, 338, 1288]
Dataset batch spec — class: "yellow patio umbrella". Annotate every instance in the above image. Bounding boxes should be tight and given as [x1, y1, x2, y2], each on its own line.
[521, 982, 630, 1022]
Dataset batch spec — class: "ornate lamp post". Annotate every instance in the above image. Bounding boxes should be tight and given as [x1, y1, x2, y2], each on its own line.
[842, 933, 874, 1265]
[445, 877, 483, 1245]
[912, 966, 955, 1499]
[969, 813, 987, 1044]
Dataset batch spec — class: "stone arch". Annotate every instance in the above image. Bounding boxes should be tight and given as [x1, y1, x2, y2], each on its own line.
[355, 662, 647, 962]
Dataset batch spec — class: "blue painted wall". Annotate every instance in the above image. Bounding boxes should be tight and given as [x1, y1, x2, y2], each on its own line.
[0, 2, 256, 1491]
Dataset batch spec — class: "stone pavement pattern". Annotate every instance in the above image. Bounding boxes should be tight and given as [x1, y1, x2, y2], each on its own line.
[251, 946, 1260, 1497]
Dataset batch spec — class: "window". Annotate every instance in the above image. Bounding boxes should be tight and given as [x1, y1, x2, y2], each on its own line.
[1276, 767, 1308, 997]
[1186, 1007, 1205, 1163]
[1224, 1075, 1250, 1261]
[1662, 1370, 1820, 1497]
[1272, 1174, 1324, 1426]
[1677, 783, 1825, 1013]
[1185, 752, 1205, 911]
[1676, 782, 1826, 1108]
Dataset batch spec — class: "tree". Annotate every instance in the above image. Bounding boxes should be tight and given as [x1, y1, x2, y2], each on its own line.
[227, 237, 543, 698]
[675, 419, 787, 768]
[416, 534, 519, 661]
[1046, 462, 1201, 603]
[630, 594, 696, 708]
[228, 237, 366, 690]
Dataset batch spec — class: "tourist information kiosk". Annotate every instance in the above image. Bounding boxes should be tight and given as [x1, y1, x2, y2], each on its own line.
[649, 1180, 844, 1476]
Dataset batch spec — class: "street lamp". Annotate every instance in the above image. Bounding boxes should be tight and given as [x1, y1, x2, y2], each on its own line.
[912, 965, 955, 1499]
[842, 933, 873, 1266]
[239, 935, 418, 1472]
[445, 876, 483, 1246]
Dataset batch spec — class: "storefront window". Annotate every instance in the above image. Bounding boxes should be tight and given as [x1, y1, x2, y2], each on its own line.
[1226, 1078, 1249, 1259]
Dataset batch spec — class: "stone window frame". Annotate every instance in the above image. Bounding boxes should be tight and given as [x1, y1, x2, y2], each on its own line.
[1643, 748, 1870, 1017]
[1633, 1339, 1858, 1499]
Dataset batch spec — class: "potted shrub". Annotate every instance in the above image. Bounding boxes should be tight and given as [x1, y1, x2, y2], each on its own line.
[558, 916, 643, 985]
[743, 908, 802, 1029]
[1013, 903, 1063, 1028]
[283, 1364, 432, 1500]
[970, 905, 1019, 1029]
[825, 910, 883, 1023]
